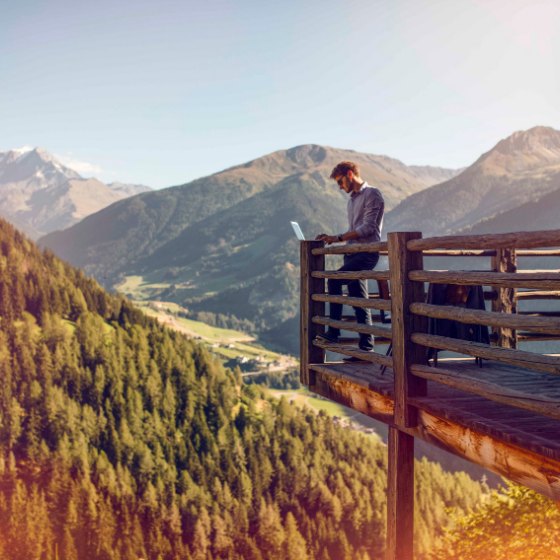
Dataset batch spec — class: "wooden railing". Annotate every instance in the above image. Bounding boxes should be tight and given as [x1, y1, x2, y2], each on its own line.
[300, 229, 560, 560]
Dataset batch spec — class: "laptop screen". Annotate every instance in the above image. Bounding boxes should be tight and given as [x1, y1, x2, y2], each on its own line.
[291, 222, 305, 241]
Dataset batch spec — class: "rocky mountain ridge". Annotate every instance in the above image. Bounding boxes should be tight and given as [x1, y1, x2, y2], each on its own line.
[0, 147, 151, 238]
[385, 126, 560, 237]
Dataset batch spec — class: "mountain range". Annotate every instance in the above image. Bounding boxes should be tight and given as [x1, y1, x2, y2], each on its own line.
[37, 127, 560, 354]
[0, 147, 151, 238]
[39, 145, 460, 341]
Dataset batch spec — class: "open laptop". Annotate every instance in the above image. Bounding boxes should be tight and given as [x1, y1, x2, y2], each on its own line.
[291, 221, 305, 241]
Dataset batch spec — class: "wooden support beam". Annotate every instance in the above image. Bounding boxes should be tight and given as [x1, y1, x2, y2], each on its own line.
[312, 269, 391, 281]
[388, 232, 427, 428]
[407, 229, 560, 252]
[312, 241, 388, 255]
[491, 248, 517, 348]
[312, 316, 392, 338]
[312, 339, 393, 368]
[411, 332, 560, 375]
[312, 293, 391, 310]
[409, 270, 560, 290]
[310, 370, 560, 501]
[300, 241, 325, 386]
[386, 427, 415, 560]
[409, 302, 560, 335]
[410, 363, 560, 421]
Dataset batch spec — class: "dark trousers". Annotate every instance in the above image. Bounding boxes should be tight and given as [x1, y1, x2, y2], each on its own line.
[327, 252, 380, 351]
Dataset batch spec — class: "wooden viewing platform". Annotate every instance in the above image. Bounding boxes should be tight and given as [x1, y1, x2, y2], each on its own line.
[300, 230, 560, 560]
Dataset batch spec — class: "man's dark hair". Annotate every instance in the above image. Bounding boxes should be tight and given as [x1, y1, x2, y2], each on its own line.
[330, 161, 360, 179]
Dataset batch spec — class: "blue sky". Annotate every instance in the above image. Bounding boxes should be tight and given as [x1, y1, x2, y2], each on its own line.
[1, 0, 558, 188]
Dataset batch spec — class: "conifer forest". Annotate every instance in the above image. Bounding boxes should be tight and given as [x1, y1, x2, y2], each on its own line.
[0, 216, 558, 559]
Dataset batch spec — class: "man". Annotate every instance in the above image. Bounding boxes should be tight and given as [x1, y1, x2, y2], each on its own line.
[315, 161, 384, 361]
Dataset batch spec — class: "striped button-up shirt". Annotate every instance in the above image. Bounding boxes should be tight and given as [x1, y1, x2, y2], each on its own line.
[346, 182, 385, 244]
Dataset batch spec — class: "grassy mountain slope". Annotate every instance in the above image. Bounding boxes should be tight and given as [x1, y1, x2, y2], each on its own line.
[0, 217, 485, 560]
[132, 173, 348, 329]
[385, 126, 560, 237]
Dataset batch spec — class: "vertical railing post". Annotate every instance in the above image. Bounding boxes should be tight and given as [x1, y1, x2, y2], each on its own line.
[386, 427, 415, 560]
[387, 232, 428, 428]
[300, 241, 325, 387]
[491, 247, 518, 348]
[385, 232, 427, 560]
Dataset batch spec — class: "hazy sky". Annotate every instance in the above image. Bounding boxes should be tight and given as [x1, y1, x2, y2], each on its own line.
[1, 0, 559, 188]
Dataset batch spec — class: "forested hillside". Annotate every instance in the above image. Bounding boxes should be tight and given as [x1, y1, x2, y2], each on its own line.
[0, 217, 486, 559]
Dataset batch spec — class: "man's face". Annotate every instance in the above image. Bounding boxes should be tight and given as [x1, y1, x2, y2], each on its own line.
[336, 172, 352, 194]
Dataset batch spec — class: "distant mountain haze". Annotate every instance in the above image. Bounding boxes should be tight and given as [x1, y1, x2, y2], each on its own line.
[0, 147, 152, 238]
[40, 144, 460, 335]
[107, 181, 152, 197]
[385, 126, 560, 237]
[461, 183, 560, 236]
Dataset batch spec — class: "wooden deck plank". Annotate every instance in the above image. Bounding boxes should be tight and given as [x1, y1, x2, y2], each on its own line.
[309, 362, 560, 501]
[308, 360, 560, 460]
[412, 362, 560, 420]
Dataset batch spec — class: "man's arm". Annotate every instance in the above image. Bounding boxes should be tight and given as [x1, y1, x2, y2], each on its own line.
[315, 230, 360, 245]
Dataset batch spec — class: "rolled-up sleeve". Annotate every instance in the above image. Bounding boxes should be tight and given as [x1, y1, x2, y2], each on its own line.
[355, 190, 384, 239]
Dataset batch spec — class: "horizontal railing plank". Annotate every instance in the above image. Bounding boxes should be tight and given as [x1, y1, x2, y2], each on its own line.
[312, 270, 391, 281]
[338, 336, 392, 346]
[410, 363, 560, 421]
[407, 230, 560, 252]
[518, 311, 560, 317]
[517, 250, 560, 257]
[516, 291, 560, 300]
[518, 332, 560, 342]
[312, 293, 391, 311]
[409, 270, 560, 290]
[312, 316, 393, 338]
[410, 302, 560, 335]
[411, 332, 560, 375]
[423, 250, 496, 257]
[312, 241, 388, 255]
[312, 339, 393, 368]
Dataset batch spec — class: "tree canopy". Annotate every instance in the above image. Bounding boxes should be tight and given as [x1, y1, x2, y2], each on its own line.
[0, 217, 487, 559]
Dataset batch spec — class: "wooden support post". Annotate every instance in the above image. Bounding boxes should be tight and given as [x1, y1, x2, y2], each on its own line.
[388, 232, 427, 428]
[300, 240, 325, 386]
[491, 247, 517, 348]
[386, 427, 415, 560]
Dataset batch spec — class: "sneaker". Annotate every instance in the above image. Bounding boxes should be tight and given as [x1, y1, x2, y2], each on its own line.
[315, 330, 339, 344]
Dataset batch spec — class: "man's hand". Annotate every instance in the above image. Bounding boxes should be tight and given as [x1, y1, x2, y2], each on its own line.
[315, 233, 339, 245]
